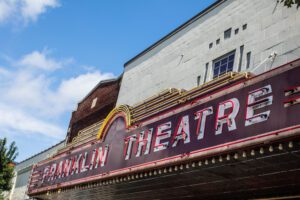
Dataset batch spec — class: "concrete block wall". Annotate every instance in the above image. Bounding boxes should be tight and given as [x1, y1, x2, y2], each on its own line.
[117, 0, 300, 106]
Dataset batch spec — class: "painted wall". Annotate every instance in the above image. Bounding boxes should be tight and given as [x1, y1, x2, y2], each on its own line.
[117, 0, 300, 106]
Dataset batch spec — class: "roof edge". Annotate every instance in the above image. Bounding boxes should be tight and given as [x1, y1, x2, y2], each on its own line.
[16, 140, 65, 166]
[78, 76, 121, 105]
[124, 0, 225, 68]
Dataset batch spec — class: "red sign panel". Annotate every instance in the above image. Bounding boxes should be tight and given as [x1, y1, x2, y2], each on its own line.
[28, 61, 300, 194]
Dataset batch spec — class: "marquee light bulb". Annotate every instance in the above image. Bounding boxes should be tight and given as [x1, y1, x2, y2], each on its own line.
[259, 147, 264, 154]
[198, 161, 202, 166]
[242, 151, 246, 158]
[192, 162, 196, 168]
[269, 146, 273, 152]
[174, 166, 178, 171]
[234, 153, 238, 159]
[219, 156, 223, 162]
[226, 155, 230, 161]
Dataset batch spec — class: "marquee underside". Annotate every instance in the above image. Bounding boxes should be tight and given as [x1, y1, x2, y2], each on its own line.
[34, 136, 300, 200]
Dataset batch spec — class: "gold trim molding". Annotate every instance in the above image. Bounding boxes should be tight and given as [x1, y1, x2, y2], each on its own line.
[97, 72, 250, 140]
[96, 105, 132, 140]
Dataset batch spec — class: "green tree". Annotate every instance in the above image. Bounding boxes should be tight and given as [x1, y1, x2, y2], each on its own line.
[0, 138, 18, 198]
[279, 0, 300, 8]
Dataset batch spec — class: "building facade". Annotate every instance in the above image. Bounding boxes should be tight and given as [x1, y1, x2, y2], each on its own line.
[28, 60, 300, 199]
[8, 141, 64, 200]
[25, 0, 300, 199]
[117, 0, 300, 106]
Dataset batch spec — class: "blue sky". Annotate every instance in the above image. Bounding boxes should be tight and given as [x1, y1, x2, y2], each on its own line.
[0, 0, 215, 162]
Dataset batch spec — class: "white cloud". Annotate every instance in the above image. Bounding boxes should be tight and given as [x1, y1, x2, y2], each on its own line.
[5, 71, 51, 111]
[0, 66, 10, 76]
[0, 103, 64, 138]
[21, 0, 59, 22]
[0, 0, 14, 23]
[47, 71, 115, 115]
[18, 50, 70, 71]
[0, 49, 115, 139]
[0, 0, 59, 24]
[58, 72, 114, 104]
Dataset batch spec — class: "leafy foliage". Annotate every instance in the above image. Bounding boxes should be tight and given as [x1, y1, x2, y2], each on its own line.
[0, 138, 18, 194]
[279, 0, 300, 8]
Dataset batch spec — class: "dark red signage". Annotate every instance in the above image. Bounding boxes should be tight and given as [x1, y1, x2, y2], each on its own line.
[28, 61, 300, 194]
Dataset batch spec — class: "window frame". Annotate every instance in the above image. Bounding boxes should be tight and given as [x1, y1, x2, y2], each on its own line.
[234, 28, 239, 35]
[224, 28, 232, 40]
[246, 51, 251, 69]
[212, 50, 236, 79]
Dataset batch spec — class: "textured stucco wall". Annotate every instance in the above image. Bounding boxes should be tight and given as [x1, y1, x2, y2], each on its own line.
[117, 0, 300, 106]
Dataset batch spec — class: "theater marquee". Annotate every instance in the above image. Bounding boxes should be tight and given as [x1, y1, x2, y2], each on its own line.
[28, 60, 300, 195]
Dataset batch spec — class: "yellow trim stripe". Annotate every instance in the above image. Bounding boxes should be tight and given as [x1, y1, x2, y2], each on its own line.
[96, 105, 132, 140]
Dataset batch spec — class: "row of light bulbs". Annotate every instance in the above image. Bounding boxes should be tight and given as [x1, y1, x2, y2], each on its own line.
[44, 141, 294, 197]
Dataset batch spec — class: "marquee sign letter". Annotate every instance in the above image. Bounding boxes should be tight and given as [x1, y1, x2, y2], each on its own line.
[194, 107, 213, 140]
[136, 129, 153, 157]
[95, 145, 109, 167]
[42, 166, 50, 183]
[215, 98, 240, 135]
[172, 115, 191, 147]
[63, 159, 72, 177]
[245, 85, 273, 126]
[124, 136, 136, 160]
[154, 122, 172, 152]
[80, 152, 89, 173]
